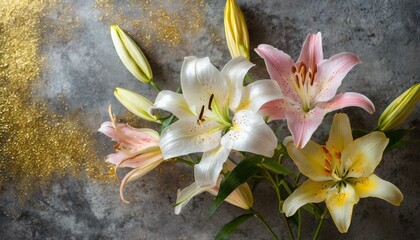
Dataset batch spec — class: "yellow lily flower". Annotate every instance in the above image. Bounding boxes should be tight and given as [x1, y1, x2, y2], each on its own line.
[283, 113, 403, 233]
[377, 83, 420, 131]
[224, 0, 250, 60]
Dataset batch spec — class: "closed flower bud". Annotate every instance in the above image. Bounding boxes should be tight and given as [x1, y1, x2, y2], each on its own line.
[378, 83, 420, 131]
[208, 160, 254, 210]
[224, 0, 250, 60]
[114, 87, 159, 123]
[110, 25, 153, 84]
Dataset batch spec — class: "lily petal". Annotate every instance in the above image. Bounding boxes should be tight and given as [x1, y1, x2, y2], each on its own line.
[194, 146, 231, 186]
[160, 117, 222, 159]
[175, 181, 211, 214]
[283, 179, 332, 216]
[320, 92, 375, 114]
[115, 146, 163, 169]
[221, 56, 254, 110]
[119, 158, 164, 203]
[350, 173, 403, 206]
[326, 113, 353, 153]
[258, 99, 288, 121]
[286, 138, 333, 181]
[154, 90, 195, 119]
[315, 52, 361, 102]
[342, 131, 389, 178]
[255, 44, 298, 102]
[221, 110, 277, 157]
[236, 80, 282, 112]
[326, 184, 359, 233]
[285, 107, 327, 149]
[297, 32, 323, 68]
[181, 56, 227, 114]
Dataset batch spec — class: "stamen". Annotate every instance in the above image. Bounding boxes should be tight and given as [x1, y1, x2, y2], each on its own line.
[294, 75, 300, 89]
[334, 151, 342, 159]
[310, 64, 317, 86]
[208, 94, 214, 111]
[299, 64, 306, 85]
[197, 105, 205, 125]
[291, 65, 296, 73]
[321, 146, 333, 163]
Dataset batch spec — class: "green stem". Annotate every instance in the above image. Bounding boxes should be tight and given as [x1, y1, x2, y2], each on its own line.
[149, 80, 161, 91]
[250, 208, 279, 240]
[297, 209, 302, 240]
[264, 171, 295, 240]
[312, 207, 328, 240]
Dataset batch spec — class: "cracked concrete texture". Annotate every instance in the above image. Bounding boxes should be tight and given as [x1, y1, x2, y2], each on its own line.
[1, 0, 419, 239]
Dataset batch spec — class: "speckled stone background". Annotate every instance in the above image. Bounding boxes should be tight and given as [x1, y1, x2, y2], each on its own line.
[1, 0, 419, 239]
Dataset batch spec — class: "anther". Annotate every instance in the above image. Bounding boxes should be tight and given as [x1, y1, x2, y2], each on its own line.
[294, 75, 300, 88]
[197, 105, 205, 125]
[291, 65, 296, 73]
[208, 94, 214, 111]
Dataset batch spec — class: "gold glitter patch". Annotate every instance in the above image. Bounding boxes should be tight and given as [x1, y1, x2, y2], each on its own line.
[95, 0, 205, 48]
[0, 0, 112, 206]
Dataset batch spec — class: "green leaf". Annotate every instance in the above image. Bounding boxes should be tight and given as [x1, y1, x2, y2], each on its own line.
[215, 213, 254, 240]
[210, 157, 263, 216]
[160, 114, 176, 132]
[258, 158, 292, 176]
[384, 128, 413, 152]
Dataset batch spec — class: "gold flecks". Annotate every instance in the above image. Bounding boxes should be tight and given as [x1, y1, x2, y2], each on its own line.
[95, 0, 205, 48]
[0, 0, 112, 205]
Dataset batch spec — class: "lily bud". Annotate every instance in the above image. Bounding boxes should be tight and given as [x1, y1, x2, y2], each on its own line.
[207, 160, 254, 210]
[378, 83, 420, 131]
[224, 0, 250, 60]
[110, 25, 153, 84]
[114, 87, 160, 123]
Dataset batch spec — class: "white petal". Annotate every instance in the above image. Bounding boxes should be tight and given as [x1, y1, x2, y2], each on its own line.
[349, 174, 403, 206]
[181, 57, 227, 114]
[194, 146, 231, 186]
[235, 80, 282, 112]
[283, 179, 332, 217]
[221, 56, 254, 110]
[159, 117, 222, 159]
[175, 182, 211, 214]
[154, 90, 194, 119]
[221, 110, 277, 157]
[326, 184, 359, 233]
[285, 139, 333, 181]
[342, 131, 389, 178]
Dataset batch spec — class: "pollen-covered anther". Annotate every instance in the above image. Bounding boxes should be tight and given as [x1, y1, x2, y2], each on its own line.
[196, 105, 205, 125]
[334, 151, 342, 159]
[208, 94, 214, 111]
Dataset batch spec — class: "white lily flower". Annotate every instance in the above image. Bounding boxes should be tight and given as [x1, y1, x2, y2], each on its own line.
[282, 113, 403, 233]
[154, 56, 281, 213]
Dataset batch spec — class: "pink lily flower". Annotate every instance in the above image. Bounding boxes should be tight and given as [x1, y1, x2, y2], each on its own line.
[255, 32, 375, 148]
[98, 106, 163, 203]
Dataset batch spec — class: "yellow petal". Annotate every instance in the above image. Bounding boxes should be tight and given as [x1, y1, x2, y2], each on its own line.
[286, 139, 333, 181]
[342, 131, 389, 178]
[349, 174, 403, 206]
[326, 113, 353, 152]
[283, 179, 333, 216]
[326, 184, 359, 233]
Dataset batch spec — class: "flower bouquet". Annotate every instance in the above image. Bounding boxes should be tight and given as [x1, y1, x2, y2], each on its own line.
[98, 1, 419, 239]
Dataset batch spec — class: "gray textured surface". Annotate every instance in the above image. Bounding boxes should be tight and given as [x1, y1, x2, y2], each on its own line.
[1, 0, 420, 239]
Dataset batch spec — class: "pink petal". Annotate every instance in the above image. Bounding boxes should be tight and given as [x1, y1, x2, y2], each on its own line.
[255, 44, 298, 102]
[105, 151, 131, 166]
[118, 148, 163, 169]
[258, 99, 289, 121]
[314, 52, 361, 102]
[98, 121, 120, 141]
[285, 107, 327, 149]
[319, 92, 375, 114]
[297, 32, 324, 68]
